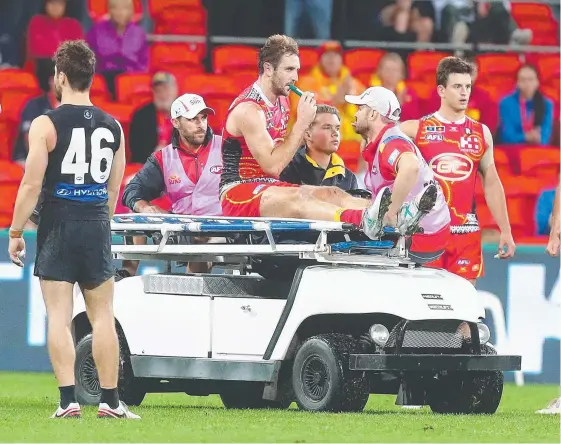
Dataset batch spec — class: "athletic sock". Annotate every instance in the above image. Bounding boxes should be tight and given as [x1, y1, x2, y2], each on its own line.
[101, 388, 120, 409]
[59, 385, 76, 409]
[336, 209, 364, 227]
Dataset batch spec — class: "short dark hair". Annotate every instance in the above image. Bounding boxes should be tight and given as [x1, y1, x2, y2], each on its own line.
[53, 40, 96, 91]
[313, 104, 340, 122]
[436, 56, 473, 87]
[258, 34, 299, 75]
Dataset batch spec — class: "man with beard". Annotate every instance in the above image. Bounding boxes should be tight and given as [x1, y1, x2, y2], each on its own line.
[7, 40, 139, 419]
[121, 93, 223, 273]
[346, 86, 449, 260]
[219, 34, 419, 239]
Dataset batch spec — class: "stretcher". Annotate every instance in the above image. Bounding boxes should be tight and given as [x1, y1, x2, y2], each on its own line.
[110, 213, 413, 268]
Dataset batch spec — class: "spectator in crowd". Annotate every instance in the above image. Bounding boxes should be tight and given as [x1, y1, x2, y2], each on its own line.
[498, 65, 553, 145]
[27, 0, 83, 86]
[425, 58, 497, 134]
[129, 71, 178, 164]
[434, 0, 532, 49]
[11, 61, 59, 163]
[368, 52, 421, 121]
[87, 0, 148, 100]
[280, 104, 358, 189]
[295, 41, 364, 142]
[284, 0, 333, 40]
[378, 0, 435, 43]
[535, 187, 557, 235]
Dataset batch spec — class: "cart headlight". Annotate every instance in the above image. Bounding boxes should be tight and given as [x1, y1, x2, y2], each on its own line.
[478, 323, 490, 344]
[369, 324, 389, 346]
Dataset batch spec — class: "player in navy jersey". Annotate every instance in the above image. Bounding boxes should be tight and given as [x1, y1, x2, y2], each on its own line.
[8, 40, 138, 419]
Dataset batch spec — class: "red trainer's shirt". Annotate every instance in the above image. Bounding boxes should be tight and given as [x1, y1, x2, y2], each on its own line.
[154, 137, 211, 184]
[362, 125, 416, 180]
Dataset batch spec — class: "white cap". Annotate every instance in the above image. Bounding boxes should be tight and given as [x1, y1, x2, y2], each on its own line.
[170, 94, 215, 119]
[345, 86, 402, 122]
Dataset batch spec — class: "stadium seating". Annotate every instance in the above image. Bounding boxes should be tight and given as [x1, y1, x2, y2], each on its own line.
[407, 51, 452, 84]
[476, 53, 522, 87]
[511, 2, 559, 46]
[150, 42, 206, 76]
[343, 49, 386, 86]
[212, 45, 259, 76]
[115, 73, 153, 106]
[148, 0, 207, 35]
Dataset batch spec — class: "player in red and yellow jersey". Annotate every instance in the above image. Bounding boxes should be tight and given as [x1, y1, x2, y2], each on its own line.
[400, 57, 515, 284]
[219, 34, 398, 240]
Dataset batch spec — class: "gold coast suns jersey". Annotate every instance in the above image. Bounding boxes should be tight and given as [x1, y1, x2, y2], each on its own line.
[414, 112, 486, 233]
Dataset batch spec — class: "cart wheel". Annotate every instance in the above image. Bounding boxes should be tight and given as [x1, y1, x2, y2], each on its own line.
[292, 334, 369, 412]
[428, 343, 504, 414]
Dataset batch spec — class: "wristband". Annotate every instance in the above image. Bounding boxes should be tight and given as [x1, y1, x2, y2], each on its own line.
[9, 229, 23, 239]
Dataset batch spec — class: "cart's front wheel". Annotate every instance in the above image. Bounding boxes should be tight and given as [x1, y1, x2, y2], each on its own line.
[428, 344, 504, 414]
[292, 334, 369, 412]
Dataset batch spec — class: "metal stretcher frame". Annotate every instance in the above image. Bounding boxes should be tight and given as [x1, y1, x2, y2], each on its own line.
[110, 214, 414, 268]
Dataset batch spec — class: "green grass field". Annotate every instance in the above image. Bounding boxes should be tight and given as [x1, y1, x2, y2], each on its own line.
[0, 372, 558, 442]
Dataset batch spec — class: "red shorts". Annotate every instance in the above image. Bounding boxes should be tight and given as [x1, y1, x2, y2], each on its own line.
[425, 231, 484, 280]
[409, 223, 451, 263]
[221, 181, 298, 217]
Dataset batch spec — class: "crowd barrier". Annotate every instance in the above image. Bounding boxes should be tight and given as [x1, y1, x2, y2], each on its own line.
[0, 231, 558, 384]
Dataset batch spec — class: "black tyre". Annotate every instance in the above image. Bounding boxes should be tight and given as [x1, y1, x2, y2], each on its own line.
[74, 332, 146, 406]
[428, 344, 504, 414]
[292, 334, 369, 412]
[220, 382, 292, 409]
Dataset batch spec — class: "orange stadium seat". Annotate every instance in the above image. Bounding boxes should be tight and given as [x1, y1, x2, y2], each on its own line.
[204, 97, 232, 132]
[511, 3, 558, 45]
[87, 0, 143, 22]
[493, 147, 513, 180]
[337, 140, 361, 172]
[0, 91, 36, 158]
[150, 43, 205, 74]
[148, 0, 202, 15]
[511, 2, 553, 20]
[537, 54, 561, 85]
[0, 121, 11, 160]
[90, 74, 110, 102]
[407, 80, 433, 101]
[298, 47, 319, 75]
[503, 176, 544, 237]
[149, 0, 206, 35]
[213, 45, 259, 76]
[115, 73, 152, 105]
[519, 147, 560, 187]
[182, 74, 237, 99]
[476, 53, 522, 86]
[343, 49, 386, 85]
[407, 51, 451, 84]
[0, 160, 24, 227]
[0, 69, 40, 94]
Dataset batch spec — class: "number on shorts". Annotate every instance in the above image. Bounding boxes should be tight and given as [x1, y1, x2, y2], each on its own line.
[62, 127, 115, 184]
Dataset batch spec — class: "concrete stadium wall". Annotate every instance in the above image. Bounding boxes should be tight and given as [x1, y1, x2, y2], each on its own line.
[0, 232, 558, 384]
